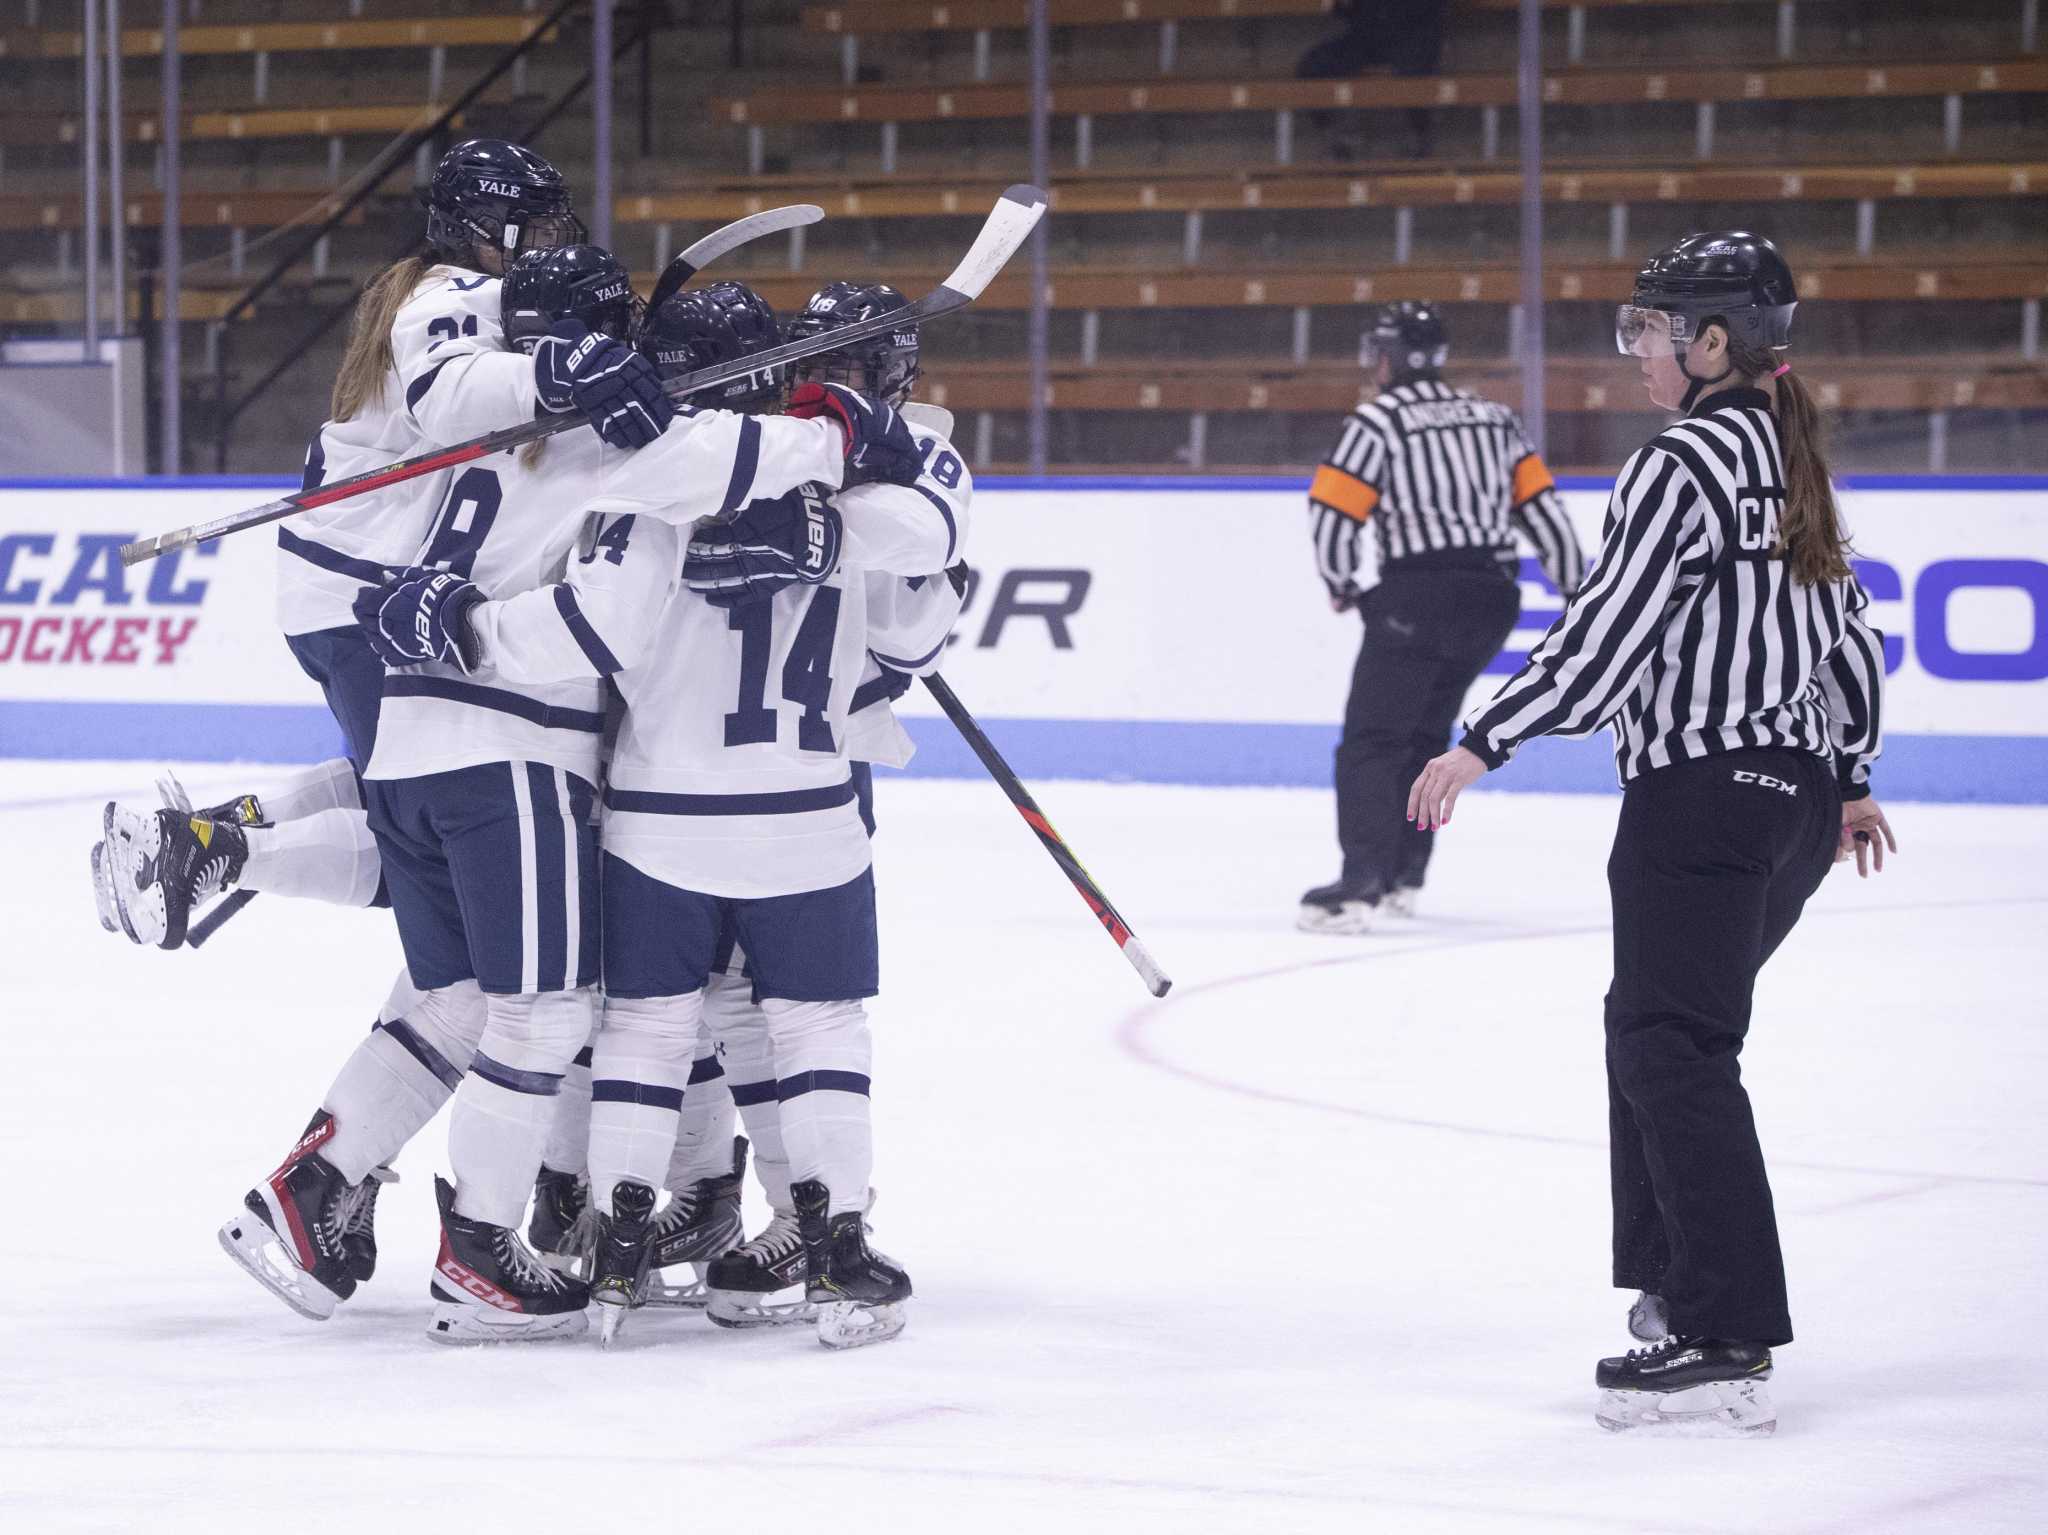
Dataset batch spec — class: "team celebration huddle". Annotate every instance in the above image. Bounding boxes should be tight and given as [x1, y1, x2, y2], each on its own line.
[87, 138, 985, 1351]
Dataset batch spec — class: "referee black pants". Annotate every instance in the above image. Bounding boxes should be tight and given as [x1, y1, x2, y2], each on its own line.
[1335, 566, 1520, 897]
[1604, 747, 1840, 1347]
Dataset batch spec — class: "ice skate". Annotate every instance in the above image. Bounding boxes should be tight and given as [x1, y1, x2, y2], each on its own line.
[642, 1137, 747, 1308]
[216, 1111, 363, 1322]
[1594, 1336, 1776, 1436]
[1627, 1290, 1670, 1343]
[89, 841, 119, 933]
[427, 1176, 590, 1344]
[102, 801, 248, 949]
[527, 1165, 594, 1278]
[794, 1179, 910, 1350]
[1296, 876, 1376, 935]
[1383, 885, 1421, 919]
[342, 1165, 397, 1284]
[705, 1209, 813, 1328]
[590, 1179, 658, 1347]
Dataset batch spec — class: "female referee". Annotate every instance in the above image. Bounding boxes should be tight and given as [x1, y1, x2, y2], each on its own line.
[1406, 231, 1896, 1435]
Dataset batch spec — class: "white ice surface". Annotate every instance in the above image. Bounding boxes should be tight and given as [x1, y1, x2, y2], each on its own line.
[2, 762, 2044, 1533]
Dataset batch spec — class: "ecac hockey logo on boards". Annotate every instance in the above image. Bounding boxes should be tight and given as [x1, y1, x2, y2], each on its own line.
[0, 529, 211, 667]
[1731, 770, 1797, 796]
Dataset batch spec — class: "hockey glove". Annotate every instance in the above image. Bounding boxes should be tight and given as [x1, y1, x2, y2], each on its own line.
[684, 486, 844, 609]
[785, 380, 921, 486]
[354, 566, 486, 672]
[532, 319, 674, 450]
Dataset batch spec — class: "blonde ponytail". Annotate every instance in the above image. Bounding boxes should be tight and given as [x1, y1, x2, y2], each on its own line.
[331, 255, 429, 421]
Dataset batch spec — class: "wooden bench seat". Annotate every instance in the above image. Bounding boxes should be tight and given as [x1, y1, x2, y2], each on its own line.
[715, 55, 2048, 125]
[0, 101, 465, 149]
[800, 0, 1782, 36]
[0, 15, 556, 62]
[0, 190, 369, 234]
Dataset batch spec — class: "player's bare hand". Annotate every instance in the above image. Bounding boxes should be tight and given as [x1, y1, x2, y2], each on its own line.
[1407, 746, 1487, 832]
[1838, 797, 1896, 877]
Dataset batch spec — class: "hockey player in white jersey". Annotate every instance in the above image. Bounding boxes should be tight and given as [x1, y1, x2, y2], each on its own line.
[350, 247, 915, 1343]
[98, 141, 684, 1329]
[365, 277, 970, 1346]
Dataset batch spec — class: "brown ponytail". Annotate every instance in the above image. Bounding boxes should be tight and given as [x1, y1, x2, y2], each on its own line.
[1726, 335, 1852, 586]
[331, 255, 429, 422]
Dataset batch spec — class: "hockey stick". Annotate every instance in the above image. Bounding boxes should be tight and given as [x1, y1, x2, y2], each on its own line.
[921, 674, 1173, 999]
[120, 185, 1047, 567]
[646, 201, 822, 316]
[186, 888, 258, 949]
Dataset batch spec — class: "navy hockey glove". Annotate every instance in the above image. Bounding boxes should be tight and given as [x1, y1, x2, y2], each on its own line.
[785, 380, 921, 486]
[684, 486, 844, 609]
[532, 319, 674, 450]
[353, 566, 486, 671]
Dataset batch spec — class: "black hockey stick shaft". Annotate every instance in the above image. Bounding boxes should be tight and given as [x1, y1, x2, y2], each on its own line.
[921, 674, 1172, 998]
[186, 888, 257, 949]
[119, 186, 1046, 567]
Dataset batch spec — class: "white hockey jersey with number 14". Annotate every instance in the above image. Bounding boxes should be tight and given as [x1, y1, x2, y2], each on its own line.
[363, 404, 850, 788]
[469, 409, 974, 898]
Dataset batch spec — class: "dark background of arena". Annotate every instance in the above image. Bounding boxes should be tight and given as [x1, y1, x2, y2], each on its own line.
[2, 0, 2042, 477]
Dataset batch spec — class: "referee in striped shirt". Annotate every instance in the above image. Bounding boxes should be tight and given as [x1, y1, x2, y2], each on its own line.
[1301, 301, 1582, 933]
[1408, 232, 1895, 1431]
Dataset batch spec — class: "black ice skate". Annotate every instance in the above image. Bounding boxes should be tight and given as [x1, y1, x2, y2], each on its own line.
[216, 1111, 364, 1322]
[793, 1179, 911, 1350]
[590, 1179, 659, 1346]
[343, 1165, 397, 1284]
[102, 802, 248, 949]
[428, 1176, 590, 1344]
[1296, 876, 1377, 935]
[705, 1209, 812, 1329]
[1627, 1290, 1670, 1344]
[527, 1164, 593, 1278]
[643, 1137, 747, 1308]
[1594, 1335, 1776, 1436]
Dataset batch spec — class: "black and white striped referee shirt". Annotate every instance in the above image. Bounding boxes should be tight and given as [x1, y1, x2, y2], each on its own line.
[1461, 387, 1885, 793]
[1308, 378, 1584, 598]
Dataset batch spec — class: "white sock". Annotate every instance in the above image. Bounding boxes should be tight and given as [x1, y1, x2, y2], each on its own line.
[448, 988, 595, 1229]
[703, 972, 790, 1211]
[319, 976, 482, 1183]
[239, 808, 381, 907]
[666, 1053, 738, 1193]
[541, 1040, 595, 1178]
[587, 991, 703, 1214]
[260, 757, 360, 822]
[764, 997, 873, 1218]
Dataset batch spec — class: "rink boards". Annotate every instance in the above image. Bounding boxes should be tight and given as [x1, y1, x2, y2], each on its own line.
[0, 474, 2043, 802]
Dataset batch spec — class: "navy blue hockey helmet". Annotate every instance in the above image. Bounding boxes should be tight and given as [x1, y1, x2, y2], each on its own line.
[1361, 301, 1449, 377]
[637, 280, 783, 410]
[786, 281, 920, 406]
[423, 138, 583, 272]
[500, 244, 641, 352]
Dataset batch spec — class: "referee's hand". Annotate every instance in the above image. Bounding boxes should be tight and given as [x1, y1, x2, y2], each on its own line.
[1837, 796, 1897, 877]
[1408, 746, 1487, 832]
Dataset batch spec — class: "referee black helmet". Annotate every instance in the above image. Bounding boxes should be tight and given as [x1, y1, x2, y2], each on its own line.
[1361, 301, 1450, 380]
[1616, 231, 1797, 360]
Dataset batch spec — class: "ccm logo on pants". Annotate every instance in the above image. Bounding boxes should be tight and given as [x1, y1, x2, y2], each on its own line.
[1731, 770, 1798, 796]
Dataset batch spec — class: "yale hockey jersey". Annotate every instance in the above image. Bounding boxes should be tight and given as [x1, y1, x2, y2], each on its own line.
[277, 266, 538, 638]
[469, 409, 973, 897]
[363, 404, 850, 786]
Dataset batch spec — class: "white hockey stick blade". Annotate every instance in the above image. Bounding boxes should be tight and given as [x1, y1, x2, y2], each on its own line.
[938, 183, 1048, 300]
[648, 203, 824, 315]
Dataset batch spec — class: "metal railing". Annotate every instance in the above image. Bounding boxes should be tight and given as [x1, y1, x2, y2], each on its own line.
[204, 0, 621, 470]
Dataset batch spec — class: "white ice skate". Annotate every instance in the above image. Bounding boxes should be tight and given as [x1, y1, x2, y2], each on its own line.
[1296, 878, 1376, 935]
[1383, 886, 1420, 919]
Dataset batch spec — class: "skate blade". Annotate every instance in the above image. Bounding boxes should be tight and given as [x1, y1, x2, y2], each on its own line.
[641, 1261, 715, 1309]
[101, 802, 169, 947]
[1595, 1379, 1776, 1437]
[1295, 901, 1373, 936]
[815, 1298, 907, 1350]
[707, 1285, 815, 1329]
[597, 1303, 630, 1348]
[217, 1213, 342, 1322]
[426, 1301, 590, 1346]
[90, 842, 119, 933]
